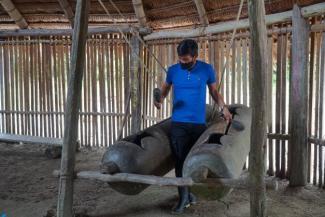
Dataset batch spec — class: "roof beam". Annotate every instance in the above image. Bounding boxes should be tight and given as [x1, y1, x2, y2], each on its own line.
[57, 0, 75, 28]
[193, 0, 209, 26]
[0, 26, 152, 37]
[144, 2, 325, 40]
[0, 0, 28, 29]
[132, 0, 147, 27]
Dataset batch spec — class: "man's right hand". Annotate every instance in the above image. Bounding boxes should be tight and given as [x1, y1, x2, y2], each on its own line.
[153, 83, 171, 110]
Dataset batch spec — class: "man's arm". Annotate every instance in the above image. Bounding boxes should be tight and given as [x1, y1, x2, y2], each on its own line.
[208, 82, 232, 122]
[154, 82, 172, 109]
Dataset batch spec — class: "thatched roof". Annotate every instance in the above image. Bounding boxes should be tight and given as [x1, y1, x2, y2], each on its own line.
[0, 0, 323, 30]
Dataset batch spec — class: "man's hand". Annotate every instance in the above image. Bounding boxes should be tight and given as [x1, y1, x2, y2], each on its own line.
[153, 88, 162, 110]
[154, 82, 171, 110]
[154, 101, 162, 110]
[208, 83, 232, 123]
[222, 106, 232, 123]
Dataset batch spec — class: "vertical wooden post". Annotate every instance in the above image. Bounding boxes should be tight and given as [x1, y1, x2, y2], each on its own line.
[320, 23, 325, 188]
[247, 0, 267, 216]
[130, 35, 141, 134]
[57, 0, 89, 216]
[289, 4, 309, 187]
[307, 18, 315, 184]
[266, 36, 274, 176]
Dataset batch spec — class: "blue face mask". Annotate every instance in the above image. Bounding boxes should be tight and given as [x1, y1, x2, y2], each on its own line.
[180, 61, 195, 70]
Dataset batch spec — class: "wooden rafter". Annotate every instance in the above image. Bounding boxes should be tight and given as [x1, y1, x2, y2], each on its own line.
[132, 0, 147, 27]
[57, 0, 75, 28]
[193, 0, 209, 26]
[0, 0, 28, 29]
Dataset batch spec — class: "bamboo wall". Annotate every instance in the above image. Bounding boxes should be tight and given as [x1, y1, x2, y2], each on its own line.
[0, 19, 324, 187]
[0, 34, 134, 147]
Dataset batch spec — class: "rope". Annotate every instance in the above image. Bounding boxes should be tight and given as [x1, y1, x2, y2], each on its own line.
[211, 0, 245, 119]
[217, 0, 245, 92]
[101, 0, 168, 74]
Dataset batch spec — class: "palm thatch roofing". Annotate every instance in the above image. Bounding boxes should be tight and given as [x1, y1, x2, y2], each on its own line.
[0, 0, 324, 30]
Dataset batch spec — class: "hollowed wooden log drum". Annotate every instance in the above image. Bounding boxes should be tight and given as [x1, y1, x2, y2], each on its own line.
[183, 105, 252, 200]
[101, 104, 251, 198]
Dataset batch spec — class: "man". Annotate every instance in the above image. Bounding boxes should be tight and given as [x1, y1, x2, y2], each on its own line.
[154, 39, 232, 214]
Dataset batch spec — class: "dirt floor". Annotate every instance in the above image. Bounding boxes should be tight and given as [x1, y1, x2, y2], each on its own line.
[0, 142, 324, 217]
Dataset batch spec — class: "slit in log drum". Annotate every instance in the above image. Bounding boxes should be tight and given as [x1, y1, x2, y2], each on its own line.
[183, 105, 252, 200]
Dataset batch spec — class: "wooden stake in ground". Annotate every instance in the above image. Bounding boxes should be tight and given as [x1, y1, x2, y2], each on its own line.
[289, 4, 309, 187]
[247, 0, 267, 216]
[56, 0, 89, 217]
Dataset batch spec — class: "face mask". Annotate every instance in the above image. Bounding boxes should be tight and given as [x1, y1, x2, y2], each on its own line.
[180, 61, 195, 70]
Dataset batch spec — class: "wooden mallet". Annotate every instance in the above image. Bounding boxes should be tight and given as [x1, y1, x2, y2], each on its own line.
[153, 88, 162, 103]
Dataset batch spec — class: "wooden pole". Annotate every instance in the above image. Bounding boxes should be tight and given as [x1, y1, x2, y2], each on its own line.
[130, 35, 141, 134]
[288, 4, 309, 187]
[56, 0, 89, 216]
[247, 0, 267, 216]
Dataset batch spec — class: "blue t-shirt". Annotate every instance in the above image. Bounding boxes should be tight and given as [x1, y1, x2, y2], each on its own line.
[166, 60, 217, 124]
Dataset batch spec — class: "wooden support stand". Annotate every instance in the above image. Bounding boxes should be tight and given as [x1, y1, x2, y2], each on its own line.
[52, 170, 279, 191]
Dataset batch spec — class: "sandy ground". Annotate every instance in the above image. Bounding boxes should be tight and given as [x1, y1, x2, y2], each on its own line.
[0, 142, 324, 217]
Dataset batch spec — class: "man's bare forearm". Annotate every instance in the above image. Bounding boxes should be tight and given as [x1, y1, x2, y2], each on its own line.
[160, 82, 171, 102]
[211, 88, 226, 108]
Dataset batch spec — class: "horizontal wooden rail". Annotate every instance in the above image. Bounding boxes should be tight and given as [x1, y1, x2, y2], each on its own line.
[0, 110, 162, 122]
[142, 115, 162, 122]
[266, 134, 325, 147]
[0, 26, 152, 37]
[308, 137, 325, 147]
[0, 38, 132, 45]
[146, 24, 325, 45]
[267, 133, 290, 140]
[0, 133, 62, 146]
[0, 110, 127, 116]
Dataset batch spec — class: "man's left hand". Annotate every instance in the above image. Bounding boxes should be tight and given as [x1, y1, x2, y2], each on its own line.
[222, 106, 232, 123]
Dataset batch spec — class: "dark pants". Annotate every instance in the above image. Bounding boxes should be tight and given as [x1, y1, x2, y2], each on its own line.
[170, 121, 207, 177]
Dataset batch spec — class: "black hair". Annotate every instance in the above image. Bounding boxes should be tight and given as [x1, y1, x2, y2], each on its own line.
[177, 39, 198, 57]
